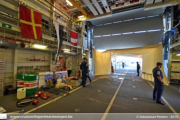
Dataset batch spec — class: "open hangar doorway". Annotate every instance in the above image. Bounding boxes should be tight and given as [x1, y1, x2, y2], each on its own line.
[111, 53, 142, 71]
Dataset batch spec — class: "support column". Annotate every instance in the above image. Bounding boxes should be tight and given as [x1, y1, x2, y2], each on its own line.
[13, 49, 18, 88]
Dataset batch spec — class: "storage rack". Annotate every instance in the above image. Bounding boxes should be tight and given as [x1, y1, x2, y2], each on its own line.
[0, 59, 5, 97]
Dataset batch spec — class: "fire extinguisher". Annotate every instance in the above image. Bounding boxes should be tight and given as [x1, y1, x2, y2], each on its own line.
[78, 70, 80, 77]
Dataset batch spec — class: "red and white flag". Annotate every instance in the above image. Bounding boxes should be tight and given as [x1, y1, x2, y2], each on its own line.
[70, 30, 78, 46]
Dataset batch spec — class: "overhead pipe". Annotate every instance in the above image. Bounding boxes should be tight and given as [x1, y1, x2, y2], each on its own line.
[0, 39, 17, 49]
[0, 38, 78, 55]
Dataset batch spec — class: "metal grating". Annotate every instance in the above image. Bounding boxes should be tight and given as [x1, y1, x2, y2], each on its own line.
[0, 59, 5, 97]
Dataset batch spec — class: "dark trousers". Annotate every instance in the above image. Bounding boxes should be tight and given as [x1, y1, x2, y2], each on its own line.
[87, 75, 92, 82]
[67, 70, 72, 77]
[137, 69, 139, 76]
[153, 82, 164, 102]
[82, 71, 87, 86]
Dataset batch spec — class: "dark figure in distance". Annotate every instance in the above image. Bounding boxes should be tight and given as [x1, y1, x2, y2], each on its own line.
[80, 58, 88, 87]
[152, 62, 165, 105]
[122, 62, 124, 68]
[137, 62, 140, 76]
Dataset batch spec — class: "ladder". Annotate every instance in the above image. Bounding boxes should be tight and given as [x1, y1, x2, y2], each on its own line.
[0, 59, 5, 97]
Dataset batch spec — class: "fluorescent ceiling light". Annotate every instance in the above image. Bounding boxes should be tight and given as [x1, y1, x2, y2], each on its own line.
[176, 54, 180, 56]
[135, 17, 145, 20]
[97, 50, 106, 52]
[103, 34, 111, 37]
[134, 31, 146, 33]
[119, 78, 124, 79]
[112, 33, 121, 36]
[124, 19, 133, 22]
[147, 29, 161, 32]
[113, 21, 122, 23]
[94, 36, 101, 38]
[147, 15, 159, 18]
[78, 15, 84, 18]
[104, 23, 112, 25]
[96, 24, 103, 26]
[66, 0, 73, 6]
[63, 49, 70, 52]
[33, 44, 47, 49]
[123, 32, 133, 35]
[64, 51, 70, 53]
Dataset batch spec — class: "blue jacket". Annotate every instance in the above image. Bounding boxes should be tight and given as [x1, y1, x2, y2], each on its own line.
[152, 67, 163, 84]
[80, 61, 88, 72]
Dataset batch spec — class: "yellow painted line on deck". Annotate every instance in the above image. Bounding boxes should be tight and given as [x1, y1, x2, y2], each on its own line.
[148, 82, 180, 120]
[101, 69, 129, 120]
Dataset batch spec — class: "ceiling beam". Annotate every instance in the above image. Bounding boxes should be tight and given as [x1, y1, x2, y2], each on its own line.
[100, 0, 111, 13]
[69, 0, 88, 17]
[83, 0, 99, 15]
[92, 0, 104, 14]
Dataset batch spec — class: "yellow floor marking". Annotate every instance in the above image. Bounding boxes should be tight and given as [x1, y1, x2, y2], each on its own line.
[148, 82, 180, 120]
[101, 69, 128, 120]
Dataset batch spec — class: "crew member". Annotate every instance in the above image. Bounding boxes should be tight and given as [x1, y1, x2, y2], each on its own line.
[137, 62, 140, 76]
[80, 58, 88, 87]
[122, 62, 125, 68]
[152, 62, 165, 105]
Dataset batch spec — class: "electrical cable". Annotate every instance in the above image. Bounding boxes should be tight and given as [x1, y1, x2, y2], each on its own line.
[16, 97, 39, 107]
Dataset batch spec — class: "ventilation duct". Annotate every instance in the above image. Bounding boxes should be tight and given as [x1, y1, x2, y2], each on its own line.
[0, 39, 17, 49]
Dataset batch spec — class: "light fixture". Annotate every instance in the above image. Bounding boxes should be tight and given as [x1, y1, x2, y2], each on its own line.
[147, 29, 161, 32]
[176, 54, 180, 56]
[97, 49, 106, 52]
[134, 31, 146, 33]
[94, 36, 101, 38]
[63, 49, 70, 52]
[33, 44, 47, 49]
[78, 15, 84, 18]
[113, 21, 122, 24]
[112, 33, 121, 36]
[103, 34, 111, 37]
[123, 32, 133, 35]
[66, 0, 73, 6]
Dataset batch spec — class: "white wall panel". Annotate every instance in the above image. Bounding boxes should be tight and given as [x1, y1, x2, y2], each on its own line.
[93, 8, 164, 50]
[93, 31, 163, 50]
[93, 16, 163, 36]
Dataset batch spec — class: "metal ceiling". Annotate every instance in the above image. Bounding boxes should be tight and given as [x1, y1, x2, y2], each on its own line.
[55, 0, 146, 17]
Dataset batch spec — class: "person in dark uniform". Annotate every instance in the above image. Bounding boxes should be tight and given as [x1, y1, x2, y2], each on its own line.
[122, 62, 124, 68]
[80, 58, 88, 87]
[152, 62, 165, 105]
[137, 62, 140, 76]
